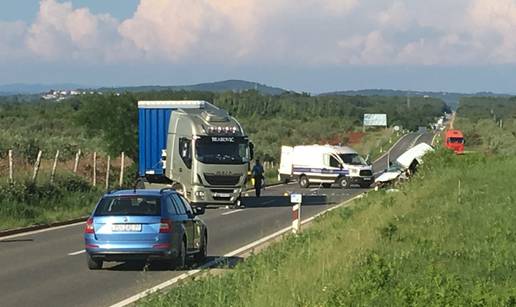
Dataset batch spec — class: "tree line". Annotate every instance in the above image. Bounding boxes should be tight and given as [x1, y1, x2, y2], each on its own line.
[1, 91, 448, 164]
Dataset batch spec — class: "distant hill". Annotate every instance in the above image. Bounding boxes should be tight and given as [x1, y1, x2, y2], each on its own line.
[98, 80, 287, 95]
[320, 89, 511, 110]
[0, 83, 85, 95]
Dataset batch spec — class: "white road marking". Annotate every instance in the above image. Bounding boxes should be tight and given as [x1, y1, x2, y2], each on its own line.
[0, 221, 86, 241]
[221, 209, 245, 216]
[310, 188, 319, 192]
[68, 249, 85, 256]
[109, 193, 365, 307]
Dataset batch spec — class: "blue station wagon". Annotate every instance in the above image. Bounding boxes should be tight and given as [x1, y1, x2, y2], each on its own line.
[84, 188, 208, 270]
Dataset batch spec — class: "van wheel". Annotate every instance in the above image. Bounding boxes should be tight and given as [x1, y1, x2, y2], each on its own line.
[87, 254, 103, 270]
[299, 176, 310, 188]
[338, 177, 350, 189]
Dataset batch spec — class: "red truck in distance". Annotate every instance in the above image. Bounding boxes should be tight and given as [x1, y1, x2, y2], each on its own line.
[444, 129, 464, 154]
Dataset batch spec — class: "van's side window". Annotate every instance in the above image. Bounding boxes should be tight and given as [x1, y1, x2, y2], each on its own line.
[178, 137, 192, 169]
[329, 156, 340, 168]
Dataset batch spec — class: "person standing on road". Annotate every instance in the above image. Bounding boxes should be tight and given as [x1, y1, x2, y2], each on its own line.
[252, 159, 264, 197]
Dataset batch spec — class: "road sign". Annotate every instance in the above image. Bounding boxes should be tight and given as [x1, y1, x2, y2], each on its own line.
[364, 114, 387, 127]
[290, 193, 302, 204]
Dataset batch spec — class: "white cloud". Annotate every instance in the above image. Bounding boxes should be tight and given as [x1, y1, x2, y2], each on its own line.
[25, 0, 136, 62]
[4, 0, 516, 66]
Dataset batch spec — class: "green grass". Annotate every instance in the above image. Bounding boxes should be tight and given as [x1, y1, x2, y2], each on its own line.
[141, 150, 516, 306]
[455, 116, 516, 155]
[0, 173, 103, 230]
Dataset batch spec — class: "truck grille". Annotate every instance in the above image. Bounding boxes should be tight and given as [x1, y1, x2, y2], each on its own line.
[204, 174, 241, 186]
[360, 170, 373, 177]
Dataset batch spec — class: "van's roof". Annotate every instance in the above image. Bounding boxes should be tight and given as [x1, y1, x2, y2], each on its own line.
[445, 129, 464, 138]
[294, 144, 357, 154]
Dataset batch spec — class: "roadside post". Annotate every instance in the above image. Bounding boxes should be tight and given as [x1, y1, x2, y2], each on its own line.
[119, 152, 125, 187]
[32, 150, 42, 182]
[291, 193, 302, 234]
[50, 150, 59, 183]
[8, 149, 13, 183]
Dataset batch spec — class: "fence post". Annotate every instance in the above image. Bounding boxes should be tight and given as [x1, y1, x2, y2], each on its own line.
[105, 155, 111, 190]
[92, 152, 97, 187]
[119, 152, 125, 187]
[73, 149, 81, 173]
[8, 149, 13, 183]
[32, 150, 42, 182]
[50, 150, 59, 183]
[290, 193, 302, 234]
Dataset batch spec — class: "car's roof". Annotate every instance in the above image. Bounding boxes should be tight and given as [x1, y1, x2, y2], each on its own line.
[105, 189, 175, 197]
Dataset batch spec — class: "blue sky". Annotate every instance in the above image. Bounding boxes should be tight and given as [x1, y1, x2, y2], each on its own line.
[1, 0, 516, 93]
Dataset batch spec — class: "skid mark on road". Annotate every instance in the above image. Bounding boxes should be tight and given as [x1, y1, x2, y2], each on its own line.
[68, 249, 85, 256]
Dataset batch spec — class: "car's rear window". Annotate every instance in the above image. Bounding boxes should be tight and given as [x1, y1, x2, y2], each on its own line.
[94, 196, 161, 216]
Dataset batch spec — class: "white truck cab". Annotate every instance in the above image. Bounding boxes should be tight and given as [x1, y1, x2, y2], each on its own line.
[278, 145, 373, 188]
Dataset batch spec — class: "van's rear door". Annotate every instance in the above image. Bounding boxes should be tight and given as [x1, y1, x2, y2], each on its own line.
[279, 146, 294, 176]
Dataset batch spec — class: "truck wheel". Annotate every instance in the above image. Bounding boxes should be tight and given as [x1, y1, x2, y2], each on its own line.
[337, 177, 350, 189]
[87, 254, 103, 270]
[299, 176, 310, 188]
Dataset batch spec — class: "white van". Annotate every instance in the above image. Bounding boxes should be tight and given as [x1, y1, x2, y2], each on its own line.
[278, 145, 373, 188]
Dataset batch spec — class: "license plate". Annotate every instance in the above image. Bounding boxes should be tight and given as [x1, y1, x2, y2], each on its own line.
[214, 193, 231, 198]
[363, 178, 372, 181]
[112, 224, 142, 232]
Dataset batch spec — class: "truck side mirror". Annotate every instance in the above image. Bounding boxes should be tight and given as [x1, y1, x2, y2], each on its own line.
[249, 142, 255, 160]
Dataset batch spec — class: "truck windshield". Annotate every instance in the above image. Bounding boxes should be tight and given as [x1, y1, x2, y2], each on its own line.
[195, 136, 249, 164]
[448, 137, 464, 144]
[339, 153, 367, 166]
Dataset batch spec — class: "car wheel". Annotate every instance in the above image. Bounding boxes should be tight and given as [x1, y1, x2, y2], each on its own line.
[299, 175, 310, 188]
[87, 254, 103, 270]
[194, 232, 208, 263]
[172, 239, 187, 270]
[337, 176, 350, 189]
[322, 183, 332, 188]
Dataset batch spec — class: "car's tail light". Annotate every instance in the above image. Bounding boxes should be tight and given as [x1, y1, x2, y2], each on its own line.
[159, 219, 172, 233]
[85, 217, 95, 234]
[153, 243, 171, 249]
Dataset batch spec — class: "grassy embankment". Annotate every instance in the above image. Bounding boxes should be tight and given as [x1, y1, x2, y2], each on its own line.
[142, 149, 516, 306]
[455, 96, 516, 155]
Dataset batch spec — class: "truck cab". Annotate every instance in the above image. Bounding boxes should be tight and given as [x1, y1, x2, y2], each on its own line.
[138, 101, 252, 207]
[444, 129, 464, 154]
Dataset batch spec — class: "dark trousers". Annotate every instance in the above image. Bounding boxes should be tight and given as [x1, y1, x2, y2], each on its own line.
[254, 177, 263, 197]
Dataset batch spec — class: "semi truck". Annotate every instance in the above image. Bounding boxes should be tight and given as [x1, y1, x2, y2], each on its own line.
[278, 145, 373, 188]
[138, 100, 253, 207]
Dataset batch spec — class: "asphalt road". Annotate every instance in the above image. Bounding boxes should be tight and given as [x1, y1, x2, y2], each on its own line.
[0, 132, 433, 307]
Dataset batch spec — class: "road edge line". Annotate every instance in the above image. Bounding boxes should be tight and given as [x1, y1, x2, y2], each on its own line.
[109, 193, 365, 307]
